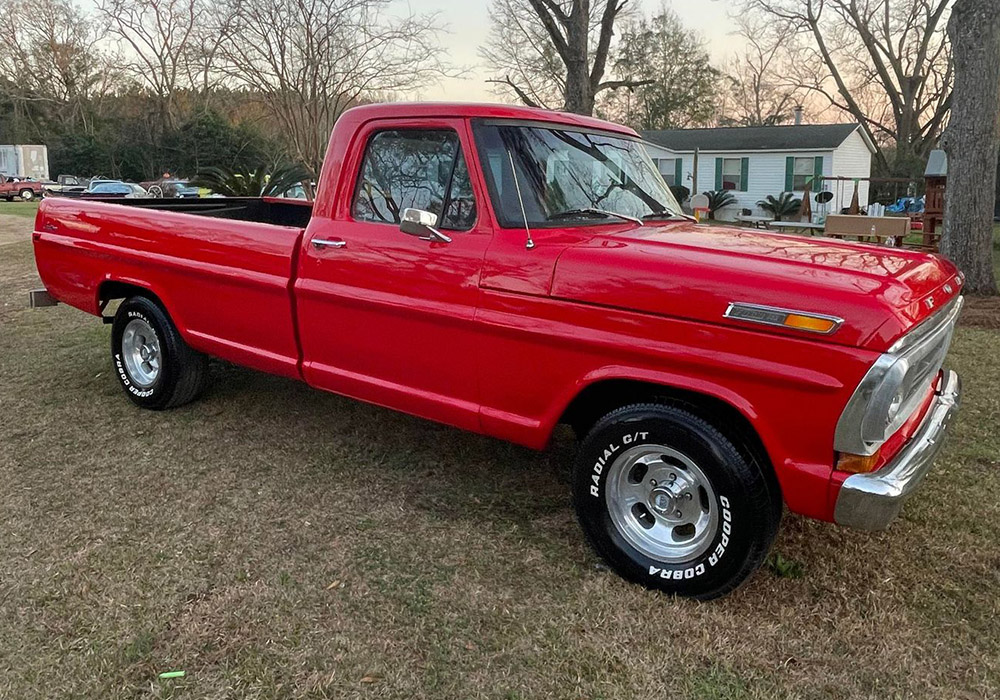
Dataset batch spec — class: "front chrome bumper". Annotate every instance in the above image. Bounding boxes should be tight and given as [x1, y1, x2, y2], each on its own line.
[834, 370, 961, 531]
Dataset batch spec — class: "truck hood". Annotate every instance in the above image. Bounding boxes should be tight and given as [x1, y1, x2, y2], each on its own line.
[550, 222, 963, 350]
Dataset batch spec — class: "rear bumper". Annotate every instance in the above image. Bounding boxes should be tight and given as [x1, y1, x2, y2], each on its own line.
[833, 370, 961, 530]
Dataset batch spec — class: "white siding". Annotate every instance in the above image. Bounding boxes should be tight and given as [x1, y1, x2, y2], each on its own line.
[645, 142, 835, 222]
[831, 130, 873, 212]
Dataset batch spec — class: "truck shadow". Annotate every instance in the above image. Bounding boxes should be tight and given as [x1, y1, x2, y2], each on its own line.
[199, 359, 581, 538]
[194, 359, 830, 576]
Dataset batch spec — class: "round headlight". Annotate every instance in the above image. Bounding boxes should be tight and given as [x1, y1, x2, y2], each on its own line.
[859, 357, 908, 444]
[885, 388, 905, 426]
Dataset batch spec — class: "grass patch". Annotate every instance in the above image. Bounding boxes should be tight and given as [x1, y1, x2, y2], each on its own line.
[1, 227, 1000, 698]
[0, 199, 40, 218]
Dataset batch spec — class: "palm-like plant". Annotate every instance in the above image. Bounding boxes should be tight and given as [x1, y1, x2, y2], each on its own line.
[190, 163, 312, 198]
[756, 193, 803, 221]
[704, 190, 737, 219]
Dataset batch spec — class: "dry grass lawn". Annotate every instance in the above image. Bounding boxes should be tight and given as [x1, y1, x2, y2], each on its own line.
[1, 213, 999, 699]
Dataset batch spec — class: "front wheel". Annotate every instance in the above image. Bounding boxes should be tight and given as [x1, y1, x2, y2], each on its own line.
[573, 404, 780, 599]
[111, 296, 207, 410]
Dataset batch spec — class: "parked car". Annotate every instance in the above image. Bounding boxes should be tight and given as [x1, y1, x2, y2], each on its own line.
[279, 183, 309, 200]
[30, 103, 963, 599]
[142, 179, 200, 198]
[43, 174, 87, 196]
[0, 175, 45, 201]
[50, 177, 115, 198]
[80, 181, 149, 199]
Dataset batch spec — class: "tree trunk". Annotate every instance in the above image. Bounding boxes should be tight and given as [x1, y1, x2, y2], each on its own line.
[563, 0, 594, 114]
[940, 0, 1000, 295]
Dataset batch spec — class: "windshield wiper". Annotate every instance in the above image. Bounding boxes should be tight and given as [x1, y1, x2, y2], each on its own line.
[547, 208, 643, 225]
[642, 210, 694, 222]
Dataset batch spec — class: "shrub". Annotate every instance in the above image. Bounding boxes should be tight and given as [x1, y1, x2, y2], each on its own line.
[190, 163, 312, 198]
[704, 190, 736, 219]
[669, 184, 690, 204]
[757, 193, 803, 221]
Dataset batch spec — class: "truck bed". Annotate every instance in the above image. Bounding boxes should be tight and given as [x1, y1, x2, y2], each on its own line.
[59, 195, 313, 229]
[34, 196, 307, 379]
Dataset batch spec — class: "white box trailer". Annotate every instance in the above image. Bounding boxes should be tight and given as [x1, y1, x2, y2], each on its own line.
[0, 145, 50, 180]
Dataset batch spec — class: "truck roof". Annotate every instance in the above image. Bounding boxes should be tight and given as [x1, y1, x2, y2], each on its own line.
[342, 102, 639, 138]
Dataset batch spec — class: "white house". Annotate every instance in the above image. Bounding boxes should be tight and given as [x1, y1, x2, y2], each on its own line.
[642, 123, 874, 221]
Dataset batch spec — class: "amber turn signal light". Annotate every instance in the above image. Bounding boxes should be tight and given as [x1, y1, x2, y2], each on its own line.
[836, 450, 881, 474]
[784, 314, 839, 334]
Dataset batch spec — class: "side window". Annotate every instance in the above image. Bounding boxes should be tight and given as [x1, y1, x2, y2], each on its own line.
[352, 129, 477, 231]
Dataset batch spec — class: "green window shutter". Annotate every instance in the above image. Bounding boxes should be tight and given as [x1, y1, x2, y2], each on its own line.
[674, 158, 683, 187]
[813, 156, 824, 188]
[715, 158, 723, 190]
[740, 157, 749, 192]
[785, 156, 795, 192]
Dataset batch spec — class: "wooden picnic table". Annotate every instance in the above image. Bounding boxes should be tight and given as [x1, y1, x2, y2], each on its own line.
[822, 214, 909, 248]
[823, 230, 907, 247]
[767, 221, 826, 235]
[734, 214, 774, 229]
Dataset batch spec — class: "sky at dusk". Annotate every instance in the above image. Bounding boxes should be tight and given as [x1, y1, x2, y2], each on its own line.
[405, 0, 738, 102]
[79, 0, 740, 104]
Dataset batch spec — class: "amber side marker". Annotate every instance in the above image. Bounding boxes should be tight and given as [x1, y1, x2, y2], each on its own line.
[724, 303, 844, 335]
[784, 313, 839, 334]
[836, 451, 882, 474]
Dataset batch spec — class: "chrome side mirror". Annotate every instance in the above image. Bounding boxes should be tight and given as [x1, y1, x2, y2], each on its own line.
[400, 208, 452, 243]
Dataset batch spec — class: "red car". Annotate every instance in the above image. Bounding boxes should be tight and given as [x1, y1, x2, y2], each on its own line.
[31, 103, 962, 599]
[1, 175, 44, 201]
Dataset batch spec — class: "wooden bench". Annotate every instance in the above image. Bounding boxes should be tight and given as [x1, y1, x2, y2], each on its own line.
[823, 214, 909, 246]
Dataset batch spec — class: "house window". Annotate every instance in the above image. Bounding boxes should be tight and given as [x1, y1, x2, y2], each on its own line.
[721, 158, 743, 191]
[792, 157, 816, 190]
[656, 158, 677, 186]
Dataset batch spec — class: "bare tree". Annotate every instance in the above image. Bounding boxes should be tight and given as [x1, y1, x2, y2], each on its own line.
[744, 0, 953, 176]
[215, 0, 449, 176]
[0, 0, 115, 136]
[720, 15, 802, 126]
[939, 0, 999, 295]
[481, 0, 648, 115]
[96, 0, 204, 129]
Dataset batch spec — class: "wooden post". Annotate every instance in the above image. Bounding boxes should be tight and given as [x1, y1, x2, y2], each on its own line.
[692, 147, 699, 198]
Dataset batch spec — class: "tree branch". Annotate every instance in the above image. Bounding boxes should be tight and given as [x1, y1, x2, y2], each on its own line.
[487, 76, 543, 108]
[590, 0, 625, 89]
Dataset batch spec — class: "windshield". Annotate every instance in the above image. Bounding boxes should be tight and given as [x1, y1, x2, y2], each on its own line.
[473, 122, 682, 227]
[92, 184, 128, 194]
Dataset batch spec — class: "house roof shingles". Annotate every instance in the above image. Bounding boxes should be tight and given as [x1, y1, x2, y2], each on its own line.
[641, 123, 861, 153]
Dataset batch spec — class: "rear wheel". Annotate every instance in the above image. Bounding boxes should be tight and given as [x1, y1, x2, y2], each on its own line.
[572, 403, 779, 599]
[111, 296, 207, 409]
[19, 188, 34, 201]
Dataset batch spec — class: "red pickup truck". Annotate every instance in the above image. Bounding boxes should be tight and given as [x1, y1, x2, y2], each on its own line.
[32, 103, 963, 599]
[2, 175, 45, 201]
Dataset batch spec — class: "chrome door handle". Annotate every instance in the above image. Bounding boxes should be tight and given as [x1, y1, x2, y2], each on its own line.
[312, 238, 346, 249]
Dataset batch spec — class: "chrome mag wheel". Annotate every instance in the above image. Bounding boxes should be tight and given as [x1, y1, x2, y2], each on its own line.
[121, 317, 161, 388]
[605, 444, 719, 563]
